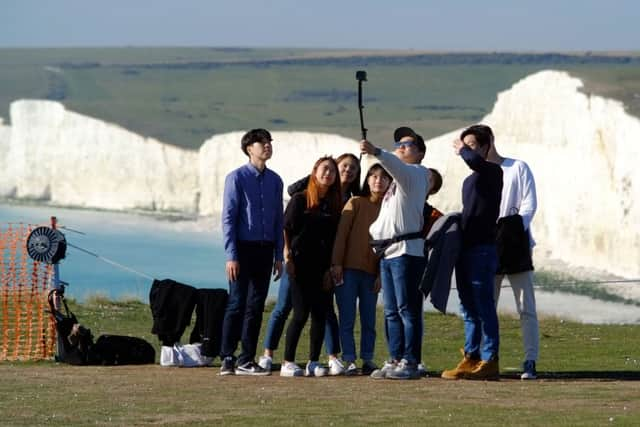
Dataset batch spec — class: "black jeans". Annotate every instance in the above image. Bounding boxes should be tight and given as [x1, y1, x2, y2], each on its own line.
[284, 272, 332, 362]
[220, 241, 273, 365]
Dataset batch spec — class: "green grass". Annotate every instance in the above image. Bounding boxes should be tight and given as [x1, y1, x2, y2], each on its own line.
[1, 48, 640, 150]
[1, 297, 638, 426]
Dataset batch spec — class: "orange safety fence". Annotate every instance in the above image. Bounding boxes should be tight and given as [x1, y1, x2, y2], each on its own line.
[1, 223, 56, 361]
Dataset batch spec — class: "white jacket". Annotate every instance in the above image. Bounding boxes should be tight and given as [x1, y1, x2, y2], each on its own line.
[499, 157, 537, 247]
[368, 151, 429, 259]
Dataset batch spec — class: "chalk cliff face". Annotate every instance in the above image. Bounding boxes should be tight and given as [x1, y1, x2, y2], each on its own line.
[0, 102, 359, 216]
[1, 70, 639, 278]
[425, 70, 640, 278]
[198, 131, 359, 216]
[0, 118, 11, 196]
[1, 100, 200, 213]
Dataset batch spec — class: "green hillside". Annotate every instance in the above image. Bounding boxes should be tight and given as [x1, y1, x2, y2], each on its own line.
[1, 48, 639, 149]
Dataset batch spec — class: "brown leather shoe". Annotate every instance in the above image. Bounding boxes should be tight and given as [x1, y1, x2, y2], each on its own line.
[463, 358, 500, 381]
[441, 349, 481, 380]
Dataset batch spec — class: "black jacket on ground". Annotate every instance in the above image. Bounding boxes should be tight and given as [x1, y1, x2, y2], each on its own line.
[188, 288, 228, 357]
[149, 279, 197, 346]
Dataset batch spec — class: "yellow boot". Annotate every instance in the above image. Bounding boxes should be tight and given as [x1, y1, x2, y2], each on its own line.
[463, 357, 500, 381]
[441, 349, 481, 380]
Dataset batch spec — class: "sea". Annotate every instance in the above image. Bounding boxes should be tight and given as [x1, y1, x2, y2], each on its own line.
[0, 203, 230, 302]
[2, 203, 638, 324]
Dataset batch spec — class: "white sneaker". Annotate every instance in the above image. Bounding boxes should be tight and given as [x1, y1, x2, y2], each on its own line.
[387, 359, 420, 380]
[160, 345, 179, 367]
[280, 361, 304, 377]
[370, 360, 397, 379]
[258, 355, 272, 371]
[305, 361, 328, 377]
[345, 362, 358, 376]
[328, 358, 345, 376]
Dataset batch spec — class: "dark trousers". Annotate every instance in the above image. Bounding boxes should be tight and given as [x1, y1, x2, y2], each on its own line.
[220, 242, 273, 365]
[284, 273, 332, 362]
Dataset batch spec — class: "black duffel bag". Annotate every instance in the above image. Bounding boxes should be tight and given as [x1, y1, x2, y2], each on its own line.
[90, 335, 155, 365]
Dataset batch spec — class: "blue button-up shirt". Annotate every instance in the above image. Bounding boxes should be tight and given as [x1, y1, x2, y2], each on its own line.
[222, 163, 284, 262]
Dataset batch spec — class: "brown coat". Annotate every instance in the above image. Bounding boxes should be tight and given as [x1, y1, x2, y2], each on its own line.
[331, 195, 382, 275]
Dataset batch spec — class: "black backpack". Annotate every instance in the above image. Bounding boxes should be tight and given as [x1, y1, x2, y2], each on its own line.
[48, 289, 155, 365]
[48, 289, 94, 365]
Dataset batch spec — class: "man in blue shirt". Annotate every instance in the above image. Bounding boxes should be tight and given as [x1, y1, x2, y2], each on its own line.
[220, 128, 284, 376]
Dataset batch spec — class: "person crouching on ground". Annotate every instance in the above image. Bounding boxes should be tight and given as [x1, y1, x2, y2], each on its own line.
[219, 128, 284, 376]
[360, 127, 429, 380]
[280, 156, 342, 377]
[441, 124, 503, 381]
[330, 164, 392, 376]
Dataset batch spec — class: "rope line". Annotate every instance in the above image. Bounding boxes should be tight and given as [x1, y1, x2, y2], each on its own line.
[67, 243, 154, 281]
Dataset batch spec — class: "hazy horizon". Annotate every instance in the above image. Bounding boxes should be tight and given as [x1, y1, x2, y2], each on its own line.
[2, 1, 639, 51]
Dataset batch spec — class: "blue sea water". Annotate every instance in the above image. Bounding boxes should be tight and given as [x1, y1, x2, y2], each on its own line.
[3, 204, 638, 323]
[0, 203, 252, 302]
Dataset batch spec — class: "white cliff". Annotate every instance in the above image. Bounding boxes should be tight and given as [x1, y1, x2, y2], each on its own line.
[1, 70, 639, 281]
[0, 118, 11, 196]
[198, 131, 359, 216]
[0, 100, 360, 216]
[1, 100, 200, 213]
[426, 70, 640, 279]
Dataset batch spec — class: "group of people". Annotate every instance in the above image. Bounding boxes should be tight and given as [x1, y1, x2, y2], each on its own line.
[219, 124, 539, 381]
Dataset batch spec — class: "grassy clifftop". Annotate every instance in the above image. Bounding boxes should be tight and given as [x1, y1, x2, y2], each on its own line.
[1, 48, 639, 149]
[0, 297, 638, 425]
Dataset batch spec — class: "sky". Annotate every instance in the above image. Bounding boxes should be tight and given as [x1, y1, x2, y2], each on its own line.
[1, 0, 639, 51]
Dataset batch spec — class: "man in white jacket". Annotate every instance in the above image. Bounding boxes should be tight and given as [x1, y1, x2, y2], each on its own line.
[360, 127, 429, 380]
[487, 140, 539, 380]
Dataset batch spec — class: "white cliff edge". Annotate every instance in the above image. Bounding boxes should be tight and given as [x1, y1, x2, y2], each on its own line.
[0, 100, 200, 213]
[0, 101, 360, 216]
[198, 131, 359, 216]
[426, 70, 640, 279]
[1, 70, 639, 282]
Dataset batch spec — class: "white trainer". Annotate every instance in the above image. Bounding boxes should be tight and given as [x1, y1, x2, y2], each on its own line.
[258, 355, 272, 372]
[328, 358, 345, 376]
[345, 362, 359, 376]
[370, 360, 397, 379]
[306, 361, 328, 377]
[280, 361, 304, 377]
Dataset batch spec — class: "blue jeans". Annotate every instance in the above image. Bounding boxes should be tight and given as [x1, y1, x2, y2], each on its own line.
[263, 270, 292, 351]
[263, 270, 340, 355]
[380, 255, 425, 364]
[456, 244, 499, 361]
[220, 242, 273, 365]
[334, 269, 377, 362]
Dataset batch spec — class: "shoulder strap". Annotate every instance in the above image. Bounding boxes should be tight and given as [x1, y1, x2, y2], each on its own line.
[47, 289, 73, 322]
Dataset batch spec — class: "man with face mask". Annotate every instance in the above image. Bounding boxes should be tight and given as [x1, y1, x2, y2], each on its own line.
[442, 124, 503, 381]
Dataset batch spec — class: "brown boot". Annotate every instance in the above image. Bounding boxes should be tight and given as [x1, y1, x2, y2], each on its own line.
[463, 357, 500, 381]
[441, 349, 481, 380]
